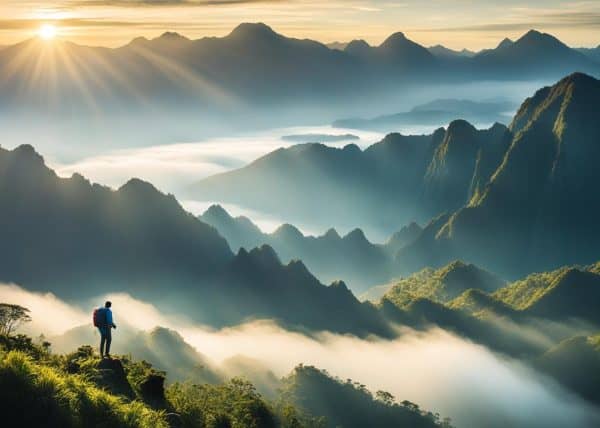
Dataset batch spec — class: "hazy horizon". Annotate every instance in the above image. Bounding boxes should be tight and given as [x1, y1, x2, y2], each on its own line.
[1, 1, 600, 50]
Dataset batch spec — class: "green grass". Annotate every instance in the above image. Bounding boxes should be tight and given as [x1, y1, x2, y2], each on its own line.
[0, 350, 168, 428]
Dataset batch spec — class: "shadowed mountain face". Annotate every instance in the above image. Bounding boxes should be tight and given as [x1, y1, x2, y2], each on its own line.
[535, 334, 600, 405]
[281, 365, 444, 428]
[200, 204, 418, 293]
[191, 122, 510, 236]
[0, 145, 390, 336]
[428, 45, 476, 60]
[577, 45, 600, 64]
[399, 73, 600, 278]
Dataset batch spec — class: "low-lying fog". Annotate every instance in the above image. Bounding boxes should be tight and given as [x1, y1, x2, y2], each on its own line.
[46, 121, 492, 239]
[2, 283, 599, 428]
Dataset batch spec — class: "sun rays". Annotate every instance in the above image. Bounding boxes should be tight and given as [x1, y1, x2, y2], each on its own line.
[0, 23, 239, 115]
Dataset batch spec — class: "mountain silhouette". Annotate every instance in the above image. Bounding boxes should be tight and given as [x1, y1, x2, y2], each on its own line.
[428, 45, 476, 60]
[333, 98, 515, 131]
[200, 204, 397, 293]
[0, 145, 389, 335]
[473, 30, 598, 78]
[1, 25, 597, 119]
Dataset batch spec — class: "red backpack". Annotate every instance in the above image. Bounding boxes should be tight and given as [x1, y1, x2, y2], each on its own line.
[93, 308, 107, 327]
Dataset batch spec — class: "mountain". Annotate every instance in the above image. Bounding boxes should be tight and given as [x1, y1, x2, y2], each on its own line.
[280, 365, 448, 428]
[577, 45, 600, 63]
[341, 32, 438, 74]
[375, 32, 439, 72]
[423, 120, 511, 214]
[434, 261, 600, 326]
[492, 267, 600, 325]
[1, 26, 595, 118]
[428, 44, 476, 59]
[200, 205, 395, 293]
[0, 144, 390, 336]
[398, 73, 600, 277]
[382, 261, 505, 308]
[191, 122, 510, 237]
[472, 30, 599, 78]
[384, 222, 423, 255]
[333, 98, 516, 131]
[534, 334, 600, 405]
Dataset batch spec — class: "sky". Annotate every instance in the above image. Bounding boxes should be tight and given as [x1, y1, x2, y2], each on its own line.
[0, 0, 599, 50]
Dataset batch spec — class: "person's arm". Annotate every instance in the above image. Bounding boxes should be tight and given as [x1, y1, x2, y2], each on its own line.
[106, 309, 116, 328]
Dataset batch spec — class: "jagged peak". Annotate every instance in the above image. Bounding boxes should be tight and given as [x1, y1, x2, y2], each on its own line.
[446, 119, 477, 135]
[516, 29, 563, 46]
[345, 39, 371, 54]
[380, 31, 407, 47]
[248, 244, 281, 265]
[273, 223, 304, 239]
[118, 178, 160, 195]
[127, 36, 149, 46]
[329, 279, 351, 293]
[157, 31, 189, 41]
[342, 143, 361, 154]
[556, 72, 598, 87]
[12, 143, 43, 160]
[496, 37, 513, 49]
[203, 204, 231, 220]
[488, 122, 508, 131]
[323, 228, 341, 240]
[343, 228, 368, 243]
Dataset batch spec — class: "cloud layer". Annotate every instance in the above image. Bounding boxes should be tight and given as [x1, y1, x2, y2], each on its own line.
[2, 283, 600, 428]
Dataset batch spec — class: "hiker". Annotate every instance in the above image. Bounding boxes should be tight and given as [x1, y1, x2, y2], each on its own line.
[93, 301, 117, 358]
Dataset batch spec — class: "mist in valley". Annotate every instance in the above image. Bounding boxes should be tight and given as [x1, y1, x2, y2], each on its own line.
[2, 283, 599, 428]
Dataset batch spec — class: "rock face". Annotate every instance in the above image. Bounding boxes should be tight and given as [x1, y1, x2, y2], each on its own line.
[423, 120, 511, 214]
[400, 73, 600, 277]
[97, 358, 135, 398]
[139, 374, 167, 407]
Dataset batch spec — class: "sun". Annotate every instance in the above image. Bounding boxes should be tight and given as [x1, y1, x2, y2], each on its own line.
[39, 24, 57, 40]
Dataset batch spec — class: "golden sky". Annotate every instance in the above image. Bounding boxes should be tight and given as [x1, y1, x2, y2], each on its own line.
[1, 0, 599, 50]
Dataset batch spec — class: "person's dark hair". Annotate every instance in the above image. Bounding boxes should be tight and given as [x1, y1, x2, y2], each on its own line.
[105, 301, 112, 308]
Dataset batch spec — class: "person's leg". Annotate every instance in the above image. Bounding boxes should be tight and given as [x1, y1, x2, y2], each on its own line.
[99, 327, 106, 356]
[105, 327, 112, 357]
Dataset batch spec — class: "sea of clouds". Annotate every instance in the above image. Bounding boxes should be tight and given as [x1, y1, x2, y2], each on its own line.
[2, 283, 599, 428]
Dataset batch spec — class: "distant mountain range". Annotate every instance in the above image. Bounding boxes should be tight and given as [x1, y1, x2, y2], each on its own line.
[1, 24, 598, 116]
[200, 204, 422, 293]
[193, 73, 600, 277]
[333, 98, 516, 132]
[428, 44, 476, 59]
[577, 45, 600, 63]
[281, 133, 359, 143]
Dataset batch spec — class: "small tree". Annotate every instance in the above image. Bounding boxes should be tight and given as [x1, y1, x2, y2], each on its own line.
[0, 303, 31, 335]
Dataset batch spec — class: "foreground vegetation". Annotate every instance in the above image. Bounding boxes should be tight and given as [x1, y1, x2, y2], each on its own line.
[0, 333, 451, 427]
